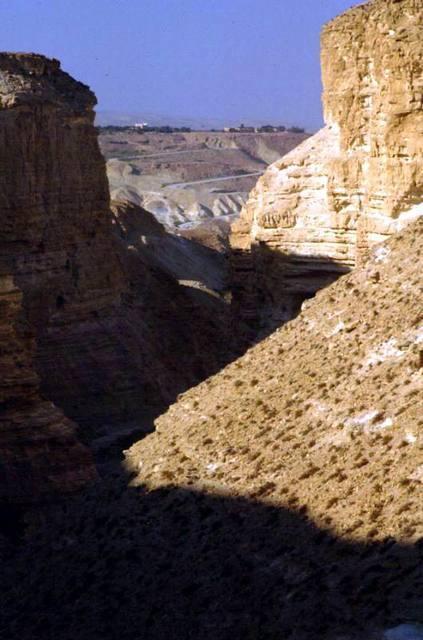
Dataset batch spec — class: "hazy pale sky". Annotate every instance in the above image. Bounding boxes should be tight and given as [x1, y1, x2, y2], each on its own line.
[2, 0, 359, 130]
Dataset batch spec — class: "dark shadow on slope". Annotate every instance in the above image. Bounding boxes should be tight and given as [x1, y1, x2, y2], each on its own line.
[67, 201, 246, 466]
[31, 198, 354, 470]
[231, 243, 352, 344]
[34, 201, 246, 461]
[178, 214, 238, 254]
[112, 199, 230, 292]
[1, 473, 421, 640]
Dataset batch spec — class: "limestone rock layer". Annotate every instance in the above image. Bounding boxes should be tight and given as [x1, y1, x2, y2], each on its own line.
[0, 53, 232, 501]
[230, 0, 423, 328]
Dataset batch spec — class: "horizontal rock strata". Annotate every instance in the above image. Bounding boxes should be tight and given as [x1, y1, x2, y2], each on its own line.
[0, 274, 96, 504]
[0, 53, 130, 432]
[0, 53, 234, 500]
[230, 0, 423, 329]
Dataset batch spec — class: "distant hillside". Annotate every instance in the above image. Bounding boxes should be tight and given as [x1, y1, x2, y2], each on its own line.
[95, 110, 241, 130]
[100, 129, 309, 228]
[95, 110, 309, 132]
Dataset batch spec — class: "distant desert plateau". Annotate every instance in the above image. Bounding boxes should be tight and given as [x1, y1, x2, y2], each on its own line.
[100, 129, 309, 229]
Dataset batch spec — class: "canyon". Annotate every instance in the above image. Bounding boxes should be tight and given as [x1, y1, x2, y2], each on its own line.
[2, 137, 422, 640]
[0, 53, 236, 504]
[0, 0, 421, 637]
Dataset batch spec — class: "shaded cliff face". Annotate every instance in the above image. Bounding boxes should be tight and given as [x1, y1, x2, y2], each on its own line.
[107, 198, 236, 427]
[230, 0, 423, 329]
[0, 53, 130, 431]
[0, 54, 99, 501]
[0, 275, 96, 504]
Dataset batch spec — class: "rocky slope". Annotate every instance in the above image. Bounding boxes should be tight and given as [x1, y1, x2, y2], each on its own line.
[111, 199, 229, 293]
[124, 217, 422, 638]
[0, 53, 235, 499]
[230, 0, 423, 329]
[127, 217, 423, 543]
[2, 217, 420, 640]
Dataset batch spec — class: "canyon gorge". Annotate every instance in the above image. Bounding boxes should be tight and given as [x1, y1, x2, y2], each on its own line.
[0, 0, 422, 638]
[0, 52, 236, 505]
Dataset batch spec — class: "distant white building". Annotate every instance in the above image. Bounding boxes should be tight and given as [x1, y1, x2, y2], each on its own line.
[134, 122, 148, 129]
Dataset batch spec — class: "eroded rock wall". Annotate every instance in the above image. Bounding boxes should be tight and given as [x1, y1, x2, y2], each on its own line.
[0, 274, 96, 503]
[230, 0, 423, 329]
[0, 54, 235, 500]
[0, 53, 134, 432]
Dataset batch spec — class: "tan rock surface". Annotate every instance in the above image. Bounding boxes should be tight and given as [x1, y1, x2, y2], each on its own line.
[122, 218, 421, 637]
[127, 218, 423, 545]
[0, 54, 235, 499]
[231, 0, 423, 328]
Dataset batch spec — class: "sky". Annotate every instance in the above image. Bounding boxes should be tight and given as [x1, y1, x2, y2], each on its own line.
[2, 0, 359, 130]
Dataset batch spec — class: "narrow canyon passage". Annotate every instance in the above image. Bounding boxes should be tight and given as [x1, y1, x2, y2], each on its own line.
[0, 0, 422, 637]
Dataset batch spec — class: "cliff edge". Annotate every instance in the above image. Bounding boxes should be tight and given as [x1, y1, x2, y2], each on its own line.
[230, 0, 422, 328]
[0, 53, 234, 502]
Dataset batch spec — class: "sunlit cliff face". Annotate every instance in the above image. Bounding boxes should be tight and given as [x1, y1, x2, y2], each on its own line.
[230, 0, 423, 329]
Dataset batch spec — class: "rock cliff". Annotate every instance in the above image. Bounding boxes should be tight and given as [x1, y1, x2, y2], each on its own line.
[0, 54, 101, 501]
[0, 274, 96, 504]
[0, 53, 130, 431]
[230, 0, 423, 329]
[0, 53, 234, 500]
